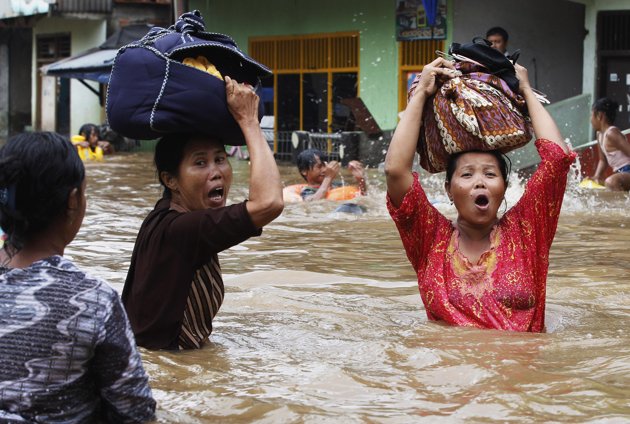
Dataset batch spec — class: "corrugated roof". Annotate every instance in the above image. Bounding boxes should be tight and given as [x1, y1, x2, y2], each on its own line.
[53, 0, 112, 14]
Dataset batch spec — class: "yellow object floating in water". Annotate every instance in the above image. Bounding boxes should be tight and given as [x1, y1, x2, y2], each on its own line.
[579, 178, 605, 189]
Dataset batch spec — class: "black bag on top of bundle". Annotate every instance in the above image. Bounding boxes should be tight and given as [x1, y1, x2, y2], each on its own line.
[448, 36, 520, 93]
[106, 10, 272, 144]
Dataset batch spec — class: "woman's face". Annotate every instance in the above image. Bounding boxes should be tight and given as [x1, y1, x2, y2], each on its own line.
[590, 110, 603, 131]
[446, 152, 506, 227]
[169, 138, 232, 211]
[88, 129, 99, 147]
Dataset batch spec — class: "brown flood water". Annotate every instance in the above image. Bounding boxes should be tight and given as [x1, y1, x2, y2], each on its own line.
[69, 153, 629, 423]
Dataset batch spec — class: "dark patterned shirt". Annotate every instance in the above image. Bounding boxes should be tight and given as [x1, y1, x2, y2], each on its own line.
[0, 256, 155, 423]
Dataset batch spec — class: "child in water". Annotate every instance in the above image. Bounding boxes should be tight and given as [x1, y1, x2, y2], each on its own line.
[590, 97, 630, 191]
[292, 149, 367, 202]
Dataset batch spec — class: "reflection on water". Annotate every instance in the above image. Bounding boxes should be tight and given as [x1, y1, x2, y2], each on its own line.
[68, 153, 630, 422]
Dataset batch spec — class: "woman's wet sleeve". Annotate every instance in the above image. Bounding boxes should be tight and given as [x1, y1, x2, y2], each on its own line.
[386, 172, 447, 271]
[167, 202, 262, 266]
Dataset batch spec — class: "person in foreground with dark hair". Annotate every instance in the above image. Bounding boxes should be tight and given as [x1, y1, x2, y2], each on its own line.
[486, 26, 509, 56]
[590, 97, 630, 191]
[0, 132, 155, 423]
[384, 58, 575, 332]
[122, 76, 284, 350]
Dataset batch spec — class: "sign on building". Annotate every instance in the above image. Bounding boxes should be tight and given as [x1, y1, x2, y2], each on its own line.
[396, 0, 447, 41]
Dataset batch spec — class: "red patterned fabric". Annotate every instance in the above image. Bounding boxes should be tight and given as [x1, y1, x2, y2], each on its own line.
[387, 139, 576, 332]
[408, 62, 533, 173]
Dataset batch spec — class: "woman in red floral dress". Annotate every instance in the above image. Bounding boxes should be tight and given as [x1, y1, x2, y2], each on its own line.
[385, 58, 576, 332]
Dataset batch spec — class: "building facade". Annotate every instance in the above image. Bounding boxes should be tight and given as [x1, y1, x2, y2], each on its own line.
[1, 0, 629, 152]
[0, 0, 173, 141]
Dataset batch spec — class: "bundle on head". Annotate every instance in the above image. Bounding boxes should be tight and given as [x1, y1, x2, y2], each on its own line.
[409, 39, 533, 173]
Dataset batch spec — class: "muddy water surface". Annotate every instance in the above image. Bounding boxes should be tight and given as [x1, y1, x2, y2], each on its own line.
[69, 153, 630, 423]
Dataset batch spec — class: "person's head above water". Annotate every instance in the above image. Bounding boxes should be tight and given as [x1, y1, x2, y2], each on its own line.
[0, 132, 86, 253]
[154, 133, 232, 210]
[296, 148, 327, 185]
[79, 123, 99, 148]
[486, 26, 509, 54]
[591, 97, 618, 129]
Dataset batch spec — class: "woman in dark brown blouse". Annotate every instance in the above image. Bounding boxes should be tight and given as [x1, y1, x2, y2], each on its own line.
[123, 77, 283, 350]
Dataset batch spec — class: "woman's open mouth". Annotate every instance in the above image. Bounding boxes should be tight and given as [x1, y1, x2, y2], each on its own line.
[474, 194, 490, 210]
[208, 187, 224, 205]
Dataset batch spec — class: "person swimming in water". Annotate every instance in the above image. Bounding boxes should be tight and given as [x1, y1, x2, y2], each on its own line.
[293, 149, 367, 201]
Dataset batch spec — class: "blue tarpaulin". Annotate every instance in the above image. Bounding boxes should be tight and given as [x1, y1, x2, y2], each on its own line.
[422, 0, 438, 26]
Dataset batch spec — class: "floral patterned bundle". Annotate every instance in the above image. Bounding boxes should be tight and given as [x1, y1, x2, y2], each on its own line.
[408, 61, 533, 173]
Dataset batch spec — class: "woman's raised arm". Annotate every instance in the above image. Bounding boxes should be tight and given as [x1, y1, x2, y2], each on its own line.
[226, 76, 284, 228]
[385, 58, 458, 207]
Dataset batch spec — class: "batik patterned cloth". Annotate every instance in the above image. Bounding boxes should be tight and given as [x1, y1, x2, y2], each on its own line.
[409, 62, 533, 173]
[0, 256, 155, 423]
[387, 139, 576, 331]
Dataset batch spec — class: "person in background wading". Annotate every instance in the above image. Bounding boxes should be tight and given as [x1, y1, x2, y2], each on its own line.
[71, 123, 114, 160]
[486, 26, 510, 57]
[122, 76, 283, 350]
[590, 97, 630, 191]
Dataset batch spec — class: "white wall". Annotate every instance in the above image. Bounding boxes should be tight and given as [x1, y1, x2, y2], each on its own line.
[32, 17, 106, 135]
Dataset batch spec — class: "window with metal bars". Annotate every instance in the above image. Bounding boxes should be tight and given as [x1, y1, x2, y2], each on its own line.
[249, 33, 360, 158]
[250, 33, 359, 72]
[53, 0, 113, 13]
[36, 34, 71, 62]
[598, 11, 630, 53]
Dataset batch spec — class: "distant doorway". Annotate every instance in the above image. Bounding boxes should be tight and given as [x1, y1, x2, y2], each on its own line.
[36, 33, 71, 133]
